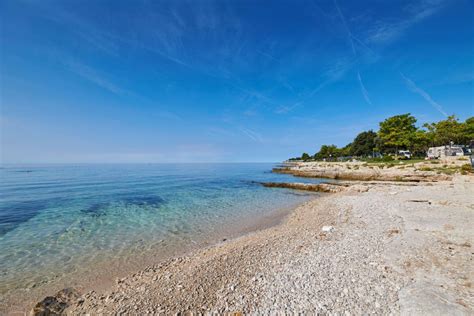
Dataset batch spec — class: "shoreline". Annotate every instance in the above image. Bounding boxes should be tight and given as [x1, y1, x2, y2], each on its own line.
[273, 158, 469, 182]
[31, 169, 474, 314]
[1, 191, 318, 314]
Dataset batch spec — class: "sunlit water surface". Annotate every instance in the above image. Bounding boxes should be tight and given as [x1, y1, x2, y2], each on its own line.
[0, 163, 325, 298]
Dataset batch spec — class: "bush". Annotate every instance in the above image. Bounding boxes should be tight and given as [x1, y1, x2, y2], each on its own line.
[461, 164, 473, 173]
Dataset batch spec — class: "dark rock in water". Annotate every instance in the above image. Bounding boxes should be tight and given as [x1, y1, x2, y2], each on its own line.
[31, 288, 80, 315]
[80, 195, 166, 218]
[122, 195, 165, 208]
[80, 202, 108, 217]
[0, 200, 49, 236]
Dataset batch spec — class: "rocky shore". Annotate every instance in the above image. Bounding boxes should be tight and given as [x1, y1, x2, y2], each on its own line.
[29, 163, 473, 315]
[273, 158, 470, 182]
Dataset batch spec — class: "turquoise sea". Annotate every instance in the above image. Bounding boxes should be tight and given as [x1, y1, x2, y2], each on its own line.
[0, 163, 324, 301]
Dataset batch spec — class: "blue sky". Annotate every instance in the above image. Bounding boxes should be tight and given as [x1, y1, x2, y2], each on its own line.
[1, 0, 473, 163]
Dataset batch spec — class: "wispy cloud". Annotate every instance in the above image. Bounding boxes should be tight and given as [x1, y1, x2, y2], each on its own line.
[275, 102, 302, 115]
[206, 127, 237, 138]
[65, 59, 182, 121]
[333, 1, 375, 107]
[436, 72, 474, 86]
[256, 49, 279, 62]
[367, 0, 446, 44]
[357, 72, 372, 105]
[275, 57, 356, 114]
[32, 1, 239, 76]
[400, 72, 447, 117]
[65, 60, 125, 95]
[239, 127, 263, 143]
[334, 0, 356, 55]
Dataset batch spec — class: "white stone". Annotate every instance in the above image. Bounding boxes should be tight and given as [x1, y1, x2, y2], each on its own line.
[322, 226, 335, 232]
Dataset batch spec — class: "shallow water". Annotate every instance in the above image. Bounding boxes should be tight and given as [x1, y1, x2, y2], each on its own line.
[0, 163, 324, 298]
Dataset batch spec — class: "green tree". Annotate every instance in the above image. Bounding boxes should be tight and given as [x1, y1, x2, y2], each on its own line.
[301, 152, 310, 161]
[289, 114, 473, 162]
[411, 130, 431, 156]
[378, 113, 417, 153]
[462, 117, 474, 143]
[350, 130, 377, 157]
[341, 143, 352, 157]
[423, 115, 466, 146]
[314, 145, 343, 160]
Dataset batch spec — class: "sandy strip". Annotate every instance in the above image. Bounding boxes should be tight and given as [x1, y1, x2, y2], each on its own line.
[43, 175, 473, 315]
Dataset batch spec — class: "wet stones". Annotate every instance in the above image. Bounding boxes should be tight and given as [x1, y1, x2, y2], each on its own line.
[31, 288, 80, 316]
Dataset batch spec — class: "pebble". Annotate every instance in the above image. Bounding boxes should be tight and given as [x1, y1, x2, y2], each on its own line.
[59, 178, 470, 315]
[321, 226, 335, 232]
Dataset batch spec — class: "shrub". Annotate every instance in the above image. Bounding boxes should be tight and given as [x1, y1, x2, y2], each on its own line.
[461, 164, 473, 173]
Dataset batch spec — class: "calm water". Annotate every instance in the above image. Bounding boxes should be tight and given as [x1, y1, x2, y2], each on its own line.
[0, 163, 324, 297]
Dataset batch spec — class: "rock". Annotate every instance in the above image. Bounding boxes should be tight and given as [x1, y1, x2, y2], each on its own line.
[116, 277, 126, 284]
[31, 288, 80, 316]
[260, 182, 347, 193]
[31, 296, 65, 316]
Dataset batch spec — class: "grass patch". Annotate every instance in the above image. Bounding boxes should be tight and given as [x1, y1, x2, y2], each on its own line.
[366, 158, 425, 166]
[419, 167, 433, 171]
[436, 166, 462, 175]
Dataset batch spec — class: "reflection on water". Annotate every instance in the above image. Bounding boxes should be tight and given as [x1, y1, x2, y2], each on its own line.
[0, 163, 325, 297]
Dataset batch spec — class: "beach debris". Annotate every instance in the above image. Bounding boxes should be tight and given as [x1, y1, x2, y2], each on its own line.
[387, 228, 401, 237]
[321, 225, 334, 232]
[407, 199, 431, 204]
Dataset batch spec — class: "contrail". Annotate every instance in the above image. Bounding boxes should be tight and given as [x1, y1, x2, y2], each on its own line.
[400, 72, 448, 117]
[334, 0, 377, 107]
[357, 72, 372, 105]
[334, 0, 355, 55]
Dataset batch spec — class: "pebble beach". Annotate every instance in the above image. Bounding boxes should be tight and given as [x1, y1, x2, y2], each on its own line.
[31, 160, 473, 315]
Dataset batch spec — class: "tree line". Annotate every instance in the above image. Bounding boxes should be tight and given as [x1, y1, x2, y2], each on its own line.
[294, 114, 474, 161]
